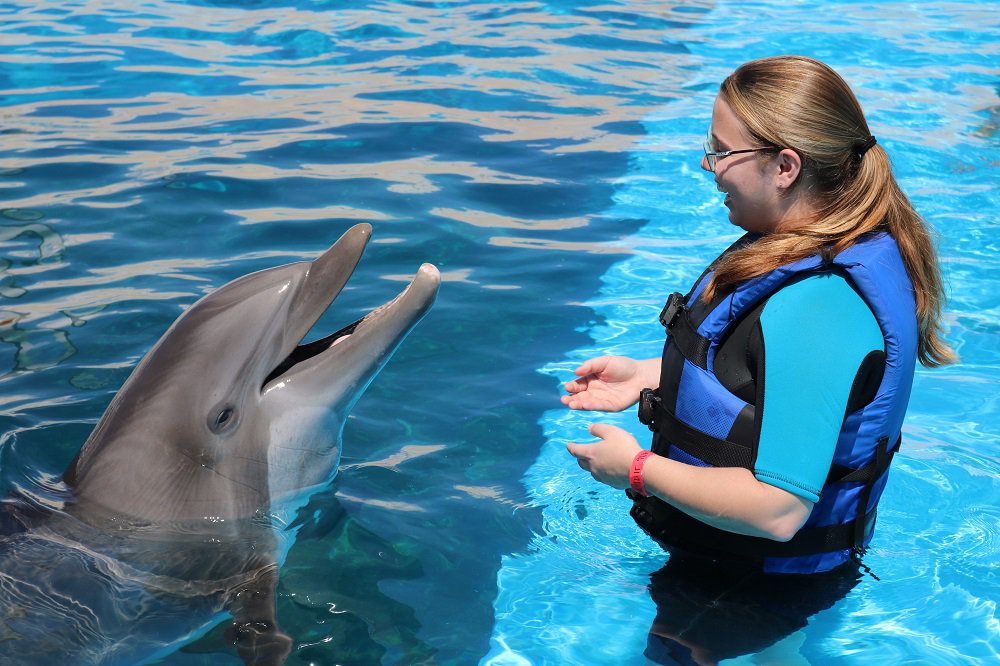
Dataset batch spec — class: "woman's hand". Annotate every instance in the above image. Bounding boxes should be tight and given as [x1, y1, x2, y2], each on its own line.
[566, 423, 642, 489]
[561, 356, 660, 412]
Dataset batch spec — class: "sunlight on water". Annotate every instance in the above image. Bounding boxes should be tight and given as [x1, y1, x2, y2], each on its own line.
[1, 0, 706, 215]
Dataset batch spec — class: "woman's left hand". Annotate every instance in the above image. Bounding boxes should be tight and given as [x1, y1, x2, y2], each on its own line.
[566, 423, 643, 489]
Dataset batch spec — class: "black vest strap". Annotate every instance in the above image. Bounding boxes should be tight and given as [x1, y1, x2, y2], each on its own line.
[849, 435, 897, 552]
[659, 292, 711, 370]
[638, 388, 754, 470]
[826, 435, 900, 486]
[629, 490, 879, 560]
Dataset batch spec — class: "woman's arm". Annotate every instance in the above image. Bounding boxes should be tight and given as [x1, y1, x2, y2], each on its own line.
[566, 423, 812, 541]
[641, 450, 813, 541]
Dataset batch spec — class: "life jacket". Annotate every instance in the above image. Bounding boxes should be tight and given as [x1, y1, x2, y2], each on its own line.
[629, 232, 919, 574]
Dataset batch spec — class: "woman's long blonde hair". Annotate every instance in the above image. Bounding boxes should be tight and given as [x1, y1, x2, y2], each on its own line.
[703, 55, 955, 367]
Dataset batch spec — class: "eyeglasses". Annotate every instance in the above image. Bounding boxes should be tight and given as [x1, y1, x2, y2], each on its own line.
[703, 129, 780, 172]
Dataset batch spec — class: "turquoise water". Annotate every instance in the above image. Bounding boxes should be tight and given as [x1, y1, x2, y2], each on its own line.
[1, 1, 997, 664]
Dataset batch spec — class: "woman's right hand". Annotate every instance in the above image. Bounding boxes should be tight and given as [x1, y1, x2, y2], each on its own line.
[561, 356, 660, 412]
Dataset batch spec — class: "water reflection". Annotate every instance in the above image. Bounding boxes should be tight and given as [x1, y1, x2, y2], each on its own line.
[1, 1, 706, 216]
[0, 221, 76, 373]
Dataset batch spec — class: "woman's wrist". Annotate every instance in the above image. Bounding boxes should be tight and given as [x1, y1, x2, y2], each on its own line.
[629, 450, 655, 497]
[638, 357, 662, 389]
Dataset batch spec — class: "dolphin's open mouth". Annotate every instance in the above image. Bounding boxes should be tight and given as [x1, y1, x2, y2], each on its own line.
[260, 294, 398, 390]
[259, 255, 438, 394]
[261, 319, 360, 389]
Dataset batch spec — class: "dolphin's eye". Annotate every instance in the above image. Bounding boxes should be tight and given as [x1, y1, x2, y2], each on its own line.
[209, 405, 238, 434]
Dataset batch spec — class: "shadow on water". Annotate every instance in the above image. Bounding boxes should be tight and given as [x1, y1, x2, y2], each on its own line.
[643, 556, 862, 665]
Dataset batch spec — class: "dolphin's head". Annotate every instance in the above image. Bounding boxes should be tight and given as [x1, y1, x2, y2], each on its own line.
[65, 224, 439, 524]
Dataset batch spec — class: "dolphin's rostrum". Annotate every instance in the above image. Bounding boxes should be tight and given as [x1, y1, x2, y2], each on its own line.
[0, 224, 439, 665]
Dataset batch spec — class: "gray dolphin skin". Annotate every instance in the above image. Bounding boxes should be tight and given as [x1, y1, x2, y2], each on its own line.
[0, 224, 439, 665]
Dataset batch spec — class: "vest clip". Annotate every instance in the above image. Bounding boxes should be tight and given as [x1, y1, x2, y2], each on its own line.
[659, 292, 686, 331]
[638, 388, 658, 430]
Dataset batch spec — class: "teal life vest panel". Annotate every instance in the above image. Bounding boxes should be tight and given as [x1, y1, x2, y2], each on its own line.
[629, 232, 919, 574]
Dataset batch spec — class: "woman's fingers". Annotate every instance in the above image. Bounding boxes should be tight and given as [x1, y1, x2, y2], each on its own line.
[589, 422, 626, 440]
[574, 356, 609, 377]
[562, 357, 640, 411]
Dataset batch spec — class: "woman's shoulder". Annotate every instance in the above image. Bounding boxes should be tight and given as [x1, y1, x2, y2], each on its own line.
[762, 272, 882, 349]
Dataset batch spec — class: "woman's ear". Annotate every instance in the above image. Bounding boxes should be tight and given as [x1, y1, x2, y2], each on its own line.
[774, 148, 803, 190]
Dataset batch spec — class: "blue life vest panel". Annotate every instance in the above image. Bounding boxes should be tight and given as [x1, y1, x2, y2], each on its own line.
[630, 232, 919, 574]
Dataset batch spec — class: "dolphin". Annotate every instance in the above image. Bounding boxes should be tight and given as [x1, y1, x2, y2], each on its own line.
[0, 223, 439, 665]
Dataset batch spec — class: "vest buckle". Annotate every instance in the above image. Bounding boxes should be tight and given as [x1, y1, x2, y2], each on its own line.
[659, 292, 685, 331]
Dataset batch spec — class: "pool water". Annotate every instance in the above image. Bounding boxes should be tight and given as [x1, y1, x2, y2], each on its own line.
[1, 1, 997, 664]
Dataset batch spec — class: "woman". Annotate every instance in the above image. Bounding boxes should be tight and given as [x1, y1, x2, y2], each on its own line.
[563, 56, 955, 660]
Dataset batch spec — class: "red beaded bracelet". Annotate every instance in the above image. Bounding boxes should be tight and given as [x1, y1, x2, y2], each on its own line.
[629, 450, 655, 497]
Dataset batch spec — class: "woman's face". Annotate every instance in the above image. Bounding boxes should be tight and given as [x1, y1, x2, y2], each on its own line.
[702, 95, 787, 234]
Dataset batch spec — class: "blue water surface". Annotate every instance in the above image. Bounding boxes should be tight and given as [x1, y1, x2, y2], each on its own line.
[0, 1, 997, 664]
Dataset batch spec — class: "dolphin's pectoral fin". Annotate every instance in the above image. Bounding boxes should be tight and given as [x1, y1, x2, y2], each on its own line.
[225, 565, 292, 666]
